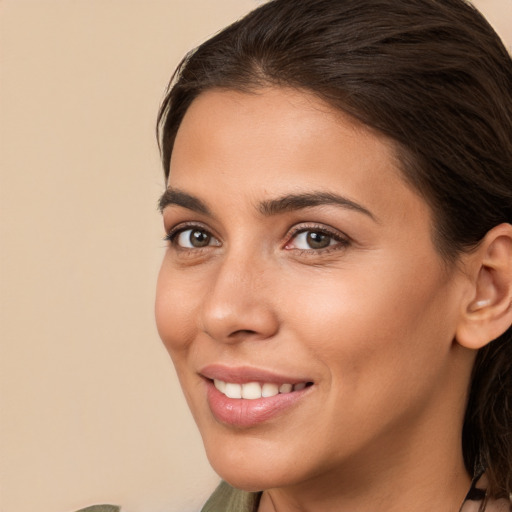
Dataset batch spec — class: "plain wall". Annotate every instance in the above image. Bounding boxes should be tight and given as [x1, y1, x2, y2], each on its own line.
[0, 1, 510, 512]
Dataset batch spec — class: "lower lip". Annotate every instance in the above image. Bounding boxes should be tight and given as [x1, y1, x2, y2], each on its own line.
[205, 380, 312, 428]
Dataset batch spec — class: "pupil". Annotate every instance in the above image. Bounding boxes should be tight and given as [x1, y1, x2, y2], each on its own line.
[307, 231, 330, 249]
[190, 230, 210, 247]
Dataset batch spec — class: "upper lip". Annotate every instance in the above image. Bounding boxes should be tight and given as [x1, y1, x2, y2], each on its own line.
[199, 364, 313, 385]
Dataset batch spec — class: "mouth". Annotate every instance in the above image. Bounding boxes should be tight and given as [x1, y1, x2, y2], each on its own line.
[212, 379, 312, 399]
[199, 365, 314, 427]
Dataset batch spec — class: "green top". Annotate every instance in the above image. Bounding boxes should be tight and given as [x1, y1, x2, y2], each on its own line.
[70, 483, 259, 512]
[72, 471, 512, 512]
[201, 481, 261, 512]
[74, 507, 120, 512]
[70, 476, 512, 512]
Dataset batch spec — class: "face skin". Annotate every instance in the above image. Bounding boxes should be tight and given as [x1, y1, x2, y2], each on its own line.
[156, 88, 477, 512]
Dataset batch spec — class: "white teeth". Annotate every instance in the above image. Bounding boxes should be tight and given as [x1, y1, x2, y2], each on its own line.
[279, 383, 293, 393]
[261, 383, 279, 397]
[214, 379, 226, 393]
[224, 382, 242, 399]
[242, 382, 262, 399]
[213, 380, 308, 399]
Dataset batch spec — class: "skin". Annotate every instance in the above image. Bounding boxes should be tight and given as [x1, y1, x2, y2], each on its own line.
[155, 88, 479, 512]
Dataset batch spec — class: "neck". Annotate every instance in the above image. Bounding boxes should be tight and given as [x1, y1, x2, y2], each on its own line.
[258, 412, 471, 512]
[258, 344, 475, 512]
[259, 454, 470, 512]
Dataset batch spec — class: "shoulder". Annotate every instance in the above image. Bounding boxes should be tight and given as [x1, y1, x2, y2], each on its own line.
[485, 497, 512, 512]
[461, 472, 512, 512]
[73, 506, 122, 512]
[201, 481, 262, 512]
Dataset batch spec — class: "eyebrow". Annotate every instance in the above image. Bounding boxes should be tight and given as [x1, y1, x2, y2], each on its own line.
[258, 192, 376, 221]
[159, 188, 376, 221]
[158, 188, 210, 215]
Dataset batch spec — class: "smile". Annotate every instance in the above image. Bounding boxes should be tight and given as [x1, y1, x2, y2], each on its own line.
[200, 367, 314, 427]
[213, 379, 309, 399]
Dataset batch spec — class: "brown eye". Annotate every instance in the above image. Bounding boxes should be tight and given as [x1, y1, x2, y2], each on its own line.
[174, 228, 219, 248]
[306, 231, 331, 249]
[284, 227, 349, 252]
[291, 230, 335, 250]
[189, 229, 210, 247]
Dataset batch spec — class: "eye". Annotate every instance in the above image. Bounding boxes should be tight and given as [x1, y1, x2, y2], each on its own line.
[285, 227, 349, 251]
[292, 231, 334, 249]
[167, 226, 220, 249]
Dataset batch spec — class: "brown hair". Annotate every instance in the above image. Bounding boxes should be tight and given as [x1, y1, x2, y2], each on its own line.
[157, 0, 512, 497]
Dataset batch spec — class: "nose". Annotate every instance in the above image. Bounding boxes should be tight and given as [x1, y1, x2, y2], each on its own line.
[199, 253, 279, 344]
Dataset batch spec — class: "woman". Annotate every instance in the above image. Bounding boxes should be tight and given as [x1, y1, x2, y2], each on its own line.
[153, 0, 512, 511]
[154, 0, 512, 511]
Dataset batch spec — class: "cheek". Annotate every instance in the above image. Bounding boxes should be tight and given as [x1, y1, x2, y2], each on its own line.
[285, 259, 455, 395]
[155, 260, 209, 416]
[155, 258, 201, 357]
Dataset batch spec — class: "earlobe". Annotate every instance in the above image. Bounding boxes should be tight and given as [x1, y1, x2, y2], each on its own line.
[456, 223, 512, 350]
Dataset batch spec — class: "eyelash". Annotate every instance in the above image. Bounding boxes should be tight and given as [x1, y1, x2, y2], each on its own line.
[284, 224, 350, 254]
[164, 222, 219, 250]
[164, 223, 350, 254]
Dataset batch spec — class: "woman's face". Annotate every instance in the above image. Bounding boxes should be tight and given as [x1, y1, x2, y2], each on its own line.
[156, 88, 471, 492]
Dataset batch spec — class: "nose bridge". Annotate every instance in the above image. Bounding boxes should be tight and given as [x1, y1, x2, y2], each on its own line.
[199, 245, 278, 343]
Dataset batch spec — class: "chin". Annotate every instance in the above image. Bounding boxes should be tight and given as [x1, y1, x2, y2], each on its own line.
[201, 429, 313, 492]
[210, 461, 292, 493]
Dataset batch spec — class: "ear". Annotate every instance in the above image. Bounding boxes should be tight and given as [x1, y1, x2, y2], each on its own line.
[456, 223, 512, 350]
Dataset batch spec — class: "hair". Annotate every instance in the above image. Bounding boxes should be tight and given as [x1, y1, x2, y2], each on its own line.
[157, 0, 512, 498]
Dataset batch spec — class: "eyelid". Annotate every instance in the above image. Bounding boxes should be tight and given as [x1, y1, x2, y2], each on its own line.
[284, 223, 350, 251]
[163, 220, 350, 253]
[164, 222, 220, 246]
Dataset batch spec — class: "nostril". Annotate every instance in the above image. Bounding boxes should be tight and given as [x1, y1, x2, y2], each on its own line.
[200, 292, 279, 343]
[228, 329, 258, 338]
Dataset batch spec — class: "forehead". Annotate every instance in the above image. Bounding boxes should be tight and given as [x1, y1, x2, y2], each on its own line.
[168, 87, 427, 223]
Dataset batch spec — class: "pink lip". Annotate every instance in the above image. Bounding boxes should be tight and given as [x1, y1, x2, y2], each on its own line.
[200, 365, 314, 428]
[200, 364, 311, 385]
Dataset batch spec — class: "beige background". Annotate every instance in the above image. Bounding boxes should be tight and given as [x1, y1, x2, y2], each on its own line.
[0, 1, 510, 512]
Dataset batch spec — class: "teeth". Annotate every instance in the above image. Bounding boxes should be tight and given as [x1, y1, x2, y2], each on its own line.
[214, 379, 226, 393]
[224, 382, 242, 399]
[261, 383, 279, 397]
[242, 382, 262, 399]
[279, 383, 293, 393]
[213, 380, 308, 399]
